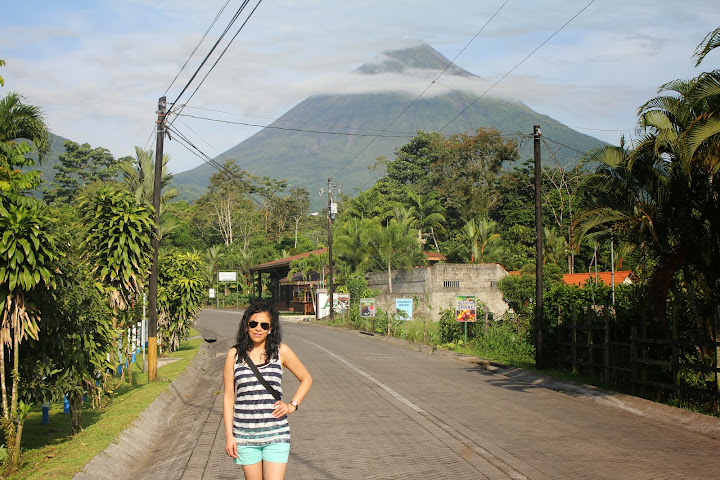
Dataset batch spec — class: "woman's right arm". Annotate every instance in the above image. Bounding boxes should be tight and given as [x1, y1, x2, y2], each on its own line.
[223, 347, 238, 459]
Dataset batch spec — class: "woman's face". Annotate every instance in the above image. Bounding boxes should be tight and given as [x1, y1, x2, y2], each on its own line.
[247, 311, 272, 344]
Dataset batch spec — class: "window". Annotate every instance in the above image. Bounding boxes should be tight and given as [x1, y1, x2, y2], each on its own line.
[490, 281, 497, 288]
[443, 280, 460, 288]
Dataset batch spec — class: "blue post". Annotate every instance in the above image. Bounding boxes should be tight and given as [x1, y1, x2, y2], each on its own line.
[42, 401, 49, 425]
[63, 395, 69, 414]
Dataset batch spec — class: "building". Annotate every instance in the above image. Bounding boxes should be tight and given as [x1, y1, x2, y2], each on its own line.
[366, 263, 510, 320]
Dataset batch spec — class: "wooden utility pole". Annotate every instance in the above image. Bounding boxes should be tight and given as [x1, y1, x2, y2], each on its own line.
[534, 125, 544, 370]
[327, 178, 334, 321]
[148, 96, 166, 382]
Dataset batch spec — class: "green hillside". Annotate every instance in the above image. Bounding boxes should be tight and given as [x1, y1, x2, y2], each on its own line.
[173, 92, 606, 200]
[172, 44, 606, 204]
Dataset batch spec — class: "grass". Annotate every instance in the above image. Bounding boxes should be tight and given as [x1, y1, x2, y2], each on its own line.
[6, 333, 203, 480]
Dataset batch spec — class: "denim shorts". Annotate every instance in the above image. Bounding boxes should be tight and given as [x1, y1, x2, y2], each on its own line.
[235, 442, 290, 465]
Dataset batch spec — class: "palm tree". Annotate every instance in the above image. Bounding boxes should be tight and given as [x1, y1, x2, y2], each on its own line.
[0, 92, 50, 162]
[407, 190, 446, 252]
[119, 147, 178, 241]
[0, 92, 50, 204]
[684, 26, 720, 164]
[543, 226, 567, 267]
[365, 217, 421, 293]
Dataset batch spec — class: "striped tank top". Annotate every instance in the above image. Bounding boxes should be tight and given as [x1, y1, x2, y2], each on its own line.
[233, 354, 290, 446]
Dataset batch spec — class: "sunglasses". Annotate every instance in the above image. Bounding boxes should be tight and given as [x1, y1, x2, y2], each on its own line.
[248, 320, 271, 330]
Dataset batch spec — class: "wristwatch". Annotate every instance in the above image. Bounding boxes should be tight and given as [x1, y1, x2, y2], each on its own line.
[290, 400, 299, 410]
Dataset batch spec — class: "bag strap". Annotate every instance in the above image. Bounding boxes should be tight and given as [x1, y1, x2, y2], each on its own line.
[242, 352, 282, 401]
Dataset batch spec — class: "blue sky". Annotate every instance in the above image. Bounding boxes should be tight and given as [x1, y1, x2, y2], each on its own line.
[2, 0, 719, 175]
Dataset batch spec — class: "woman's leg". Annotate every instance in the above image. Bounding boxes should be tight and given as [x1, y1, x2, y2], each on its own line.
[262, 461, 288, 480]
[241, 462, 263, 480]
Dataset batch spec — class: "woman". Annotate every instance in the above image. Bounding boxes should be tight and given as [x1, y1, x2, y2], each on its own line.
[223, 302, 312, 480]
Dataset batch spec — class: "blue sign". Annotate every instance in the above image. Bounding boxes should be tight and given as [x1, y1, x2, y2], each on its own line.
[395, 298, 413, 320]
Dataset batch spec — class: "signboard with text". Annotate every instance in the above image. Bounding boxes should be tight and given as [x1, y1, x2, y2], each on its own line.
[395, 298, 413, 320]
[455, 295, 477, 322]
[218, 271, 237, 282]
[360, 298, 376, 317]
[335, 293, 350, 312]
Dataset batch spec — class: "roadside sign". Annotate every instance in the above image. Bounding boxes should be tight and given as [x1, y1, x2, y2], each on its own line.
[395, 298, 413, 320]
[360, 298, 376, 317]
[456, 295, 477, 322]
[218, 271, 237, 282]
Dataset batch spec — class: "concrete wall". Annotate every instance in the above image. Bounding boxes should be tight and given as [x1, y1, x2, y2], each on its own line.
[366, 263, 510, 321]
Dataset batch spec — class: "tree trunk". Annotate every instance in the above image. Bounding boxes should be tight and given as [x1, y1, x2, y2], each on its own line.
[0, 338, 7, 419]
[11, 327, 18, 420]
[387, 264, 393, 294]
[69, 391, 83, 436]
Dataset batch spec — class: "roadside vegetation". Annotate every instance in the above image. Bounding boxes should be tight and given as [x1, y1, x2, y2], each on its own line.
[1, 25, 719, 475]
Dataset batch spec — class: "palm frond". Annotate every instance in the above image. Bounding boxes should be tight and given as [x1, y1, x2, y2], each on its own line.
[694, 26, 720, 67]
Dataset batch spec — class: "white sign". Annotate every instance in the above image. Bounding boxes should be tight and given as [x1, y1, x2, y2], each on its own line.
[316, 291, 330, 319]
[209, 288, 216, 299]
[218, 271, 237, 282]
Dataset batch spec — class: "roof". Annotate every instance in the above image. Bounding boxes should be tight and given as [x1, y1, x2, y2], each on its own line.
[250, 248, 446, 273]
[250, 248, 327, 273]
[562, 270, 636, 287]
[424, 251, 447, 262]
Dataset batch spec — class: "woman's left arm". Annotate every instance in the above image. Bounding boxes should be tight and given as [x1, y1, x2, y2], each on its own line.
[272, 344, 312, 417]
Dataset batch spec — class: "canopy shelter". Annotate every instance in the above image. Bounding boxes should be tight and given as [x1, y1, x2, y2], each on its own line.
[249, 248, 327, 314]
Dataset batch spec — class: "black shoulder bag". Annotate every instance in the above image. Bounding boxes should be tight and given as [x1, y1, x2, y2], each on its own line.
[242, 352, 282, 401]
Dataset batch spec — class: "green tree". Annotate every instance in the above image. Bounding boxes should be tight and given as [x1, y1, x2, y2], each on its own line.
[433, 128, 519, 220]
[157, 252, 206, 353]
[0, 201, 60, 465]
[21, 245, 114, 436]
[366, 216, 423, 293]
[0, 92, 50, 202]
[79, 186, 155, 383]
[406, 190, 446, 252]
[46, 140, 123, 204]
[119, 146, 178, 242]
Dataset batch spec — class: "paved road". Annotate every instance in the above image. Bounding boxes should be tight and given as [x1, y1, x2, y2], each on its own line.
[77, 309, 720, 479]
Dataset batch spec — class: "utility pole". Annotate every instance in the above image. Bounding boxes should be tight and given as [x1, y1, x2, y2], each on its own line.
[327, 178, 335, 321]
[534, 125, 544, 370]
[148, 96, 166, 382]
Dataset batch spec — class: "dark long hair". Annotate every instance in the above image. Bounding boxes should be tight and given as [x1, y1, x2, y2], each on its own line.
[234, 302, 282, 361]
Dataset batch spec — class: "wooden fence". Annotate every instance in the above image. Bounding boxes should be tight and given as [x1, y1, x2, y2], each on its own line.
[550, 305, 720, 405]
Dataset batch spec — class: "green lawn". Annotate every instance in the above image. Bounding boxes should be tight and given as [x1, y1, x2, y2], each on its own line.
[7, 335, 203, 479]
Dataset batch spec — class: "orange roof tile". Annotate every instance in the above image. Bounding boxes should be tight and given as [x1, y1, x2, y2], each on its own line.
[563, 270, 635, 287]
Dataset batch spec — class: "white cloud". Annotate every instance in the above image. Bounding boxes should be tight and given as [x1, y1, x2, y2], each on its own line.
[2, 0, 719, 173]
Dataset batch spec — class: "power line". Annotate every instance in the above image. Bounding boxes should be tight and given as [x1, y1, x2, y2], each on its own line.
[175, 113, 417, 138]
[179, 105, 419, 135]
[433, 81, 634, 135]
[438, 0, 598, 133]
[330, 0, 510, 180]
[163, 0, 232, 97]
[166, 0, 261, 121]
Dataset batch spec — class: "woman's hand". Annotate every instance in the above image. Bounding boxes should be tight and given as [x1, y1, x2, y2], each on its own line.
[272, 400, 296, 417]
[225, 436, 238, 459]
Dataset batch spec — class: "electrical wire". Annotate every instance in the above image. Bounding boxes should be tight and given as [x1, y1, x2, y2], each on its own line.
[433, 81, 634, 135]
[170, 0, 263, 124]
[175, 113, 417, 138]
[330, 0, 510, 180]
[438, 0, 598, 133]
[166, 0, 259, 120]
[163, 0, 232, 97]
[179, 105, 419, 135]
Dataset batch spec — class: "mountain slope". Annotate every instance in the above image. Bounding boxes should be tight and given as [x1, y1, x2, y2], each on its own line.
[172, 44, 607, 200]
